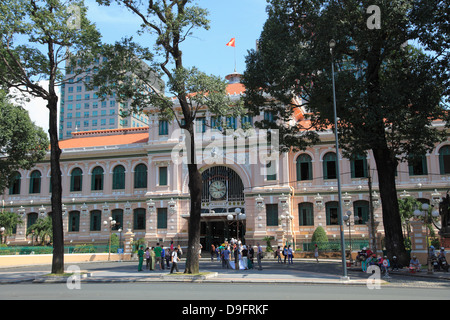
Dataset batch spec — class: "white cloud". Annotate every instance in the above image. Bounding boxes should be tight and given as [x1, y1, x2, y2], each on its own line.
[9, 80, 61, 138]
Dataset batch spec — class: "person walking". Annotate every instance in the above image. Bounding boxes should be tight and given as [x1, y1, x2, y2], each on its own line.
[170, 248, 180, 273]
[248, 245, 254, 269]
[234, 244, 240, 270]
[154, 243, 163, 270]
[165, 247, 171, 269]
[150, 247, 155, 270]
[223, 246, 231, 269]
[257, 243, 263, 270]
[287, 245, 293, 264]
[314, 244, 319, 263]
[145, 247, 151, 270]
[276, 246, 282, 263]
[242, 245, 248, 269]
[211, 244, 216, 262]
[137, 245, 144, 271]
[283, 245, 288, 264]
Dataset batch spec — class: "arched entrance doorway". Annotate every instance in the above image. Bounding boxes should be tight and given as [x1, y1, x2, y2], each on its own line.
[200, 166, 245, 249]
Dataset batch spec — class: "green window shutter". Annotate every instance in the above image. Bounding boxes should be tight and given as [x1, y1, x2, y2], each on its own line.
[326, 202, 338, 225]
[157, 208, 167, 229]
[439, 146, 450, 174]
[112, 165, 125, 189]
[134, 208, 146, 230]
[298, 202, 314, 226]
[29, 171, 41, 194]
[70, 168, 83, 192]
[111, 209, 123, 230]
[134, 164, 147, 188]
[266, 204, 278, 226]
[266, 161, 277, 181]
[69, 211, 80, 232]
[90, 210, 101, 231]
[323, 153, 337, 180]
[91, 167, 104, 190]
[159, 166, 168, 186]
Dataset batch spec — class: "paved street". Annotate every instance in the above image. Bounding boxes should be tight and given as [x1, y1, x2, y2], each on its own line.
[0, 257, 449, 301]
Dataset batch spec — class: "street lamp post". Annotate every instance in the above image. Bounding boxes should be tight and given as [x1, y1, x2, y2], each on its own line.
[329, 39, 349, 281]
[227, 208, 246, 243]
[104, 217, 119, 261]
[414, 203, 440, 274]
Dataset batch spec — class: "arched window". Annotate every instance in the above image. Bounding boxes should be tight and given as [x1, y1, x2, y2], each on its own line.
[298, 202, 314, 226]
[29, 170, 41, 194]
[134, 208, 146, 230]
[408, 154, 428, 176]
[91, 166, 104, 191]
[296, 154, 312, 181]
[90, 210, 102, 231]
[68, 211, 80, 232]
[134, 164, 147, 188]
[351, 154, 368, 178]
[112, 165, 126, 190]
[326, 201, 339, 225]
[323, 153, 337, 180]
[70, 167, 83, 192]
[111, 209, 123, 231]
[353, 201, 369, 225]
[9, 172, 21, 195]
[439, 146, 450, 174]
[27, 212, 38, 230]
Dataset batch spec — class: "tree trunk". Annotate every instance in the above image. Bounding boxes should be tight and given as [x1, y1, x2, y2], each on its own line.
[47, 95, 64, 274]
[372, 147, 409, 265]
[184, 125, 202, 274]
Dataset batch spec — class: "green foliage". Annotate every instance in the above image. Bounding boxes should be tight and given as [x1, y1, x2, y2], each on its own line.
[0, 92, 48, 193]
[26, 216, 53, 245]
[0, 211, 24, 243]
[311, 226, 328, 243]
[263, 236, 274, 252]
[243, 0, 448, 261]
[398, 197, 422, 222]
[72, 244, 95, 253]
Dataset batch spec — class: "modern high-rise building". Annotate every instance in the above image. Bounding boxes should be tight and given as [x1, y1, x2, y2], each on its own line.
[58, 56, 162, 140]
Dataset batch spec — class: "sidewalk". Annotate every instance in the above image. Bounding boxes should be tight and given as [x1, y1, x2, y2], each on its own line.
[0, 258, 448, 285]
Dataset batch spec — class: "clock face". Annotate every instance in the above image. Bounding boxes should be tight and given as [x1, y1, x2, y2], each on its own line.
[209, 180, 227, 200]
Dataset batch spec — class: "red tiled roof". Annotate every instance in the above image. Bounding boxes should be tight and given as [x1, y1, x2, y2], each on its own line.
[59, 127, 149, 149]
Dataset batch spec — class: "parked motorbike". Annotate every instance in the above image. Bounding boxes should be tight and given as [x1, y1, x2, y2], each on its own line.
[431, 255, 440, 271]
[438, 256, 449, 272]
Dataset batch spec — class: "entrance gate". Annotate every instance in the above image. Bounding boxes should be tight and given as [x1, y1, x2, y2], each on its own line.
[200, 166, 246, 249]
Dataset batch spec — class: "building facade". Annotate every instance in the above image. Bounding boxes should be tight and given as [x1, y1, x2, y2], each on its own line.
[3, 73, 450, 250]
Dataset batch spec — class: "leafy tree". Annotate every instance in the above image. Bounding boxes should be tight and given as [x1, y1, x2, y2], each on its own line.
[0, 211, 24, 244]
[0, 91, 48, 193]
[243, 0, 447, 265]
[0, 0, 101, 273]
[94, 0, 243, 273]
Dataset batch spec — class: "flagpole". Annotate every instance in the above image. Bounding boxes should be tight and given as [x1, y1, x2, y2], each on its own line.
[234, 45, 237, 72]
[226, 38, 237, 72]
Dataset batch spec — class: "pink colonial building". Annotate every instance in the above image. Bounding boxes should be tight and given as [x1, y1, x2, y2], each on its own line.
[2, 73, 450, 252]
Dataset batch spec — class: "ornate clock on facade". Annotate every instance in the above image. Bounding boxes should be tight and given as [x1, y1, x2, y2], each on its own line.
[209, 180, 227, 200]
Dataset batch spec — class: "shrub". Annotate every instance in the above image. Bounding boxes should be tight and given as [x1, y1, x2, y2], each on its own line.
[311, 226, 328, 248]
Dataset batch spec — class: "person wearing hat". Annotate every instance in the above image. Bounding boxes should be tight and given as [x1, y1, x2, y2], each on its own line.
[409, 255, 421, 272]
[366, 253, 378, 268]
[391, 255, 402, 271]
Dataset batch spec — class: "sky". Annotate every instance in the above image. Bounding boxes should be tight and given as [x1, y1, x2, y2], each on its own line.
[22, 0, 269, 135]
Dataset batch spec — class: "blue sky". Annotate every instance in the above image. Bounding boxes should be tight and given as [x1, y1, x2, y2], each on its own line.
[23, 0, 269, 134]
[85, 0, 269, 78]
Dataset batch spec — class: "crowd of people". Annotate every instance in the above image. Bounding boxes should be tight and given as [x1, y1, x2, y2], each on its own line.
[210, 239, 263, 271]
[137, 241, 183, 273]
[356, 246, 448, 273]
